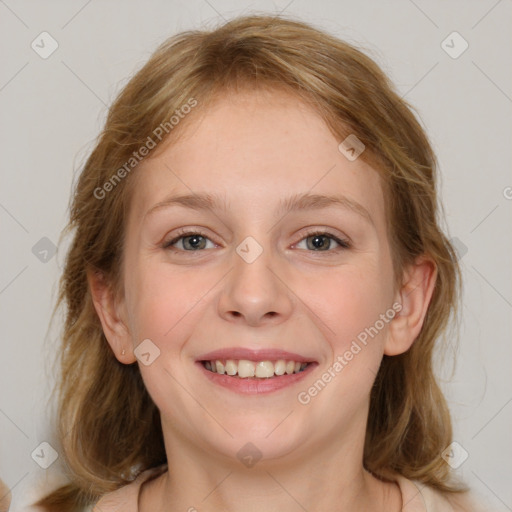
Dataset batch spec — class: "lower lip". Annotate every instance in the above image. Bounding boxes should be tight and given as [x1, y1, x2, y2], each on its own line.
[197, 362, 317, 394]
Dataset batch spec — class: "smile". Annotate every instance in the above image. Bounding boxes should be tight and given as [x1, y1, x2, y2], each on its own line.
[196, 348, 317, 394]
[202, 359, 309, 378]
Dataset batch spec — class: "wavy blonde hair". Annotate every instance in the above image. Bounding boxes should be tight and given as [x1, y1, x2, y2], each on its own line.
[36, 13, 466, 510]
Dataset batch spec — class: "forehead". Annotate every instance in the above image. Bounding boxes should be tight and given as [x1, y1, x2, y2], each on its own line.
[129, 88, 386, 229]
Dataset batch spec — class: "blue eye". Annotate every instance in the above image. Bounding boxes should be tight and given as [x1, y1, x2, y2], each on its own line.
[163, 231, 215, 251]
[295, 231, 350, 252]
[163, 229, 350, 253]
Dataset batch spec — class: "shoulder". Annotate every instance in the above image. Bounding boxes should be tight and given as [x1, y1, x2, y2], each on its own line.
[393, 475, 487, 512]
[443, 491, 488, 512]
[92, 464, 168, 512]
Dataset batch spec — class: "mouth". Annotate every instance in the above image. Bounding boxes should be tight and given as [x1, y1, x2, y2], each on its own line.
[196, 348, 317, 394]
[201, 359, 310, 378]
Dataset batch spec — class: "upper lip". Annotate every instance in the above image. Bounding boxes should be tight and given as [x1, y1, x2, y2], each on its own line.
[197, 347, 315, 363]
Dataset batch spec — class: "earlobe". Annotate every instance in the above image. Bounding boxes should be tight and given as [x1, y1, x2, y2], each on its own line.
[384, 256, 437, 356]
[87, 268, 136, 364]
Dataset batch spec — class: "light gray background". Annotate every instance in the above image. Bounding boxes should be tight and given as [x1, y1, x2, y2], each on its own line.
[1, 0, 511, 510]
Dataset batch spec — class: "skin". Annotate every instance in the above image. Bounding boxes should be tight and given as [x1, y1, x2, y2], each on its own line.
[0, 478, 11, 512]
[89, 87, 436, 511]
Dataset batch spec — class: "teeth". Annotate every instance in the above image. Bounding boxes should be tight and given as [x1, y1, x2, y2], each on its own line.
[224, 359, 237, 376]
[237, 360, 255, 378]
[205, 359, 309, 378]
[274, 360, 286, 375]
[255, 361, 274, 378]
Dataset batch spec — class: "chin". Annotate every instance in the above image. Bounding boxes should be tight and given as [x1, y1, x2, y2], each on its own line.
[209, 420, 308, 467]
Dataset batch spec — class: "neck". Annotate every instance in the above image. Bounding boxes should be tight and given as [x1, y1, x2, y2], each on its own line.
[140, 429, 401, 512]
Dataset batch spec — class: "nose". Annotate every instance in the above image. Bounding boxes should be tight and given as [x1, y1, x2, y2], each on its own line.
[217, 240, 294, 327]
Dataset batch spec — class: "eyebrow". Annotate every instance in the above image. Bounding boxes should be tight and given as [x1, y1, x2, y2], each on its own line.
[145, 192, 373, 225]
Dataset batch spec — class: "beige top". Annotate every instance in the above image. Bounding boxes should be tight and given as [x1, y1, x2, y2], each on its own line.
[91, 464, 483, 511]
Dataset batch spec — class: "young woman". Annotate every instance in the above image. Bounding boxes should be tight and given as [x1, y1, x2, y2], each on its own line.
[34, 14, 485, 511]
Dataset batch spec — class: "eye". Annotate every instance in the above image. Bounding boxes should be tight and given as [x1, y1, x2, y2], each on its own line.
[162, 228, 351, 253]
[295, 230, 350, 252]
[163, 230, 216, 251]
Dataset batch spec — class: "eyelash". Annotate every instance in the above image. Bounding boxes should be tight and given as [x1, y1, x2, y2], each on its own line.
[162, 228, 351, 254]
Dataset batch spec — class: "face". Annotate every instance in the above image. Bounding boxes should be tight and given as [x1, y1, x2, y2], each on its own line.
[114, 88, 401, 466]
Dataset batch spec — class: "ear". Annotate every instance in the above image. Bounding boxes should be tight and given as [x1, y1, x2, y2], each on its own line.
[384, 256, 437, 356]
[87, 268, 136, 364]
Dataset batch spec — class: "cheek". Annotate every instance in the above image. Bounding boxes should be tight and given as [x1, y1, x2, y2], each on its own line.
[125, 260, 216, 348]
[314, 262, 393, 358]
[124, 263, 209, 418]
[294, 263, 395, 421]
[131, 278, 185, 343]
